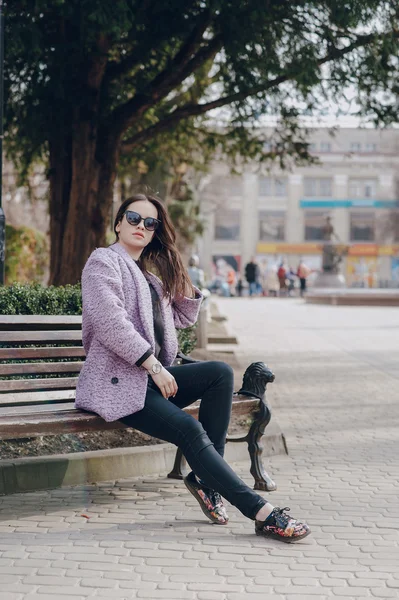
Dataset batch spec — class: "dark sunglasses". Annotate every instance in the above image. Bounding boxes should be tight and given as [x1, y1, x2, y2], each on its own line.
[124, 210, 161, 232]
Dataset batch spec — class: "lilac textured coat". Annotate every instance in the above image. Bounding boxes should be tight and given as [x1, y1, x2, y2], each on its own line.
[75, 243, 203, 422]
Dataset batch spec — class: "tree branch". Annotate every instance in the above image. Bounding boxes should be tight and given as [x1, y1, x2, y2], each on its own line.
[110, 14, 220, 134]
[121, 29, 399, 152]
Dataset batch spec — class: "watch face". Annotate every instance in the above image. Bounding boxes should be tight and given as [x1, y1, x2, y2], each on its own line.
[152, 363, 162, 374]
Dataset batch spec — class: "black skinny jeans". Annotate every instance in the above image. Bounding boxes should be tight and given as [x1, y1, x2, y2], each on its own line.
[120, 361, 267, 520]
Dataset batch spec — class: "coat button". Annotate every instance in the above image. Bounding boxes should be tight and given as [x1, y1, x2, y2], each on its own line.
[111, 377, 119, 384]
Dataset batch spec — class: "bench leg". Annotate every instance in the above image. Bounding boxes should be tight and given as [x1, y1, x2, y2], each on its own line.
[247, 398, 277, 492]
[167, 448, 186, 480]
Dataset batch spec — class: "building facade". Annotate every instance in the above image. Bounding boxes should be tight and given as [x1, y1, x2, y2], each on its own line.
[197, 128, 399, 288]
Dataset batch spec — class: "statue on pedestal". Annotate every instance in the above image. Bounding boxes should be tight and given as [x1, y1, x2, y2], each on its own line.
[312, 216, 348, 288]
[321, 217, 347, 274]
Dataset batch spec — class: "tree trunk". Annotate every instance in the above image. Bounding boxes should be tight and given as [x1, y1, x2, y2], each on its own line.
[48, 130, 119, 285]
[48, 34, 115, 286]
[48, 133, 73, 285]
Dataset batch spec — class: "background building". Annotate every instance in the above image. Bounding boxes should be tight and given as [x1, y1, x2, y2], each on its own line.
[198, 127, 399, 288]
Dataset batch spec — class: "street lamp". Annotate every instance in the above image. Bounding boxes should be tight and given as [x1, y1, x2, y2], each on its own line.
[0, 1, 5, 285]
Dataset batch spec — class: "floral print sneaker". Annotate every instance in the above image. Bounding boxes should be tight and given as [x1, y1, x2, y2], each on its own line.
[255, 506, 310, 543]
[183, 471, 229, 525]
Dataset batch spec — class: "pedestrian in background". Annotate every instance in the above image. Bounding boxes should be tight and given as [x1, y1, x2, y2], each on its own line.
[287, 267, 297, 296]
[188, 255, 205, 289]
[277, 261, 288, 296]
[265, 265, 279, 297]
[297, 260, 311, 297]
[245, 257, 261, 297]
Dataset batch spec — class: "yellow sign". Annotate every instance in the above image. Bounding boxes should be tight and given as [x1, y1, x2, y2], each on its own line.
[349, 244, 378, 257]
[378, 245, 399, 256]
[256, 243, 321, 254]
[257, 243, 399, 257]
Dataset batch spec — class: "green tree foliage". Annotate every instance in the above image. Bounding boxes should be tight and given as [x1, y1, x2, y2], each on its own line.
[4, 1, 399, 283]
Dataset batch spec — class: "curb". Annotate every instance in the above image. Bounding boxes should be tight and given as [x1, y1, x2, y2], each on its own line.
[0, 420, 286, 496]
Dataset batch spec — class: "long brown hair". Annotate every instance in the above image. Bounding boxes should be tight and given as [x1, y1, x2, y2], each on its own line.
[113, 194, 195, 300]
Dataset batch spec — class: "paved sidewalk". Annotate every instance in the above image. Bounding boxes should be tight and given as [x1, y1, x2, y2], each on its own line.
[1, 298, 399, 599]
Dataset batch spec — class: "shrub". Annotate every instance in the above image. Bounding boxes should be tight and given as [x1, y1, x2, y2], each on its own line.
[0, 282, 82, 315]
[5, 224, 49, 284]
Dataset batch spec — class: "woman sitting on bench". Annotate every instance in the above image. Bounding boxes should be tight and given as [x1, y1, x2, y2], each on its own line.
[75, 193, 310, 543]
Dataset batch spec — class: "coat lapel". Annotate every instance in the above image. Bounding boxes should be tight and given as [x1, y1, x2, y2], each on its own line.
[109, 243, 154, 347]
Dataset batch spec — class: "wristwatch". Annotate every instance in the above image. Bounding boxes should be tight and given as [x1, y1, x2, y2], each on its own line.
[148, 361, 162, 375]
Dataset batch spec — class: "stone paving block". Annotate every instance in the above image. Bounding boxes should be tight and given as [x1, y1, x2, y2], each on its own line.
[0, 578, 20, 586]
[102, 571, 141, 581]
[196, 593, 225, 600]
[80, 578, 117, 588]
[94, 589, 137, 598]
[274, 584, 331, 595]
[0, 566, 34, 576]
[187, 584, 243, 593]
[117, 580, 155, 589]
[332, 588, 373, 596]
[23, 575, 80, 586]
[370, 589, 399, 598]
[78, 562, 133, 572]
[320, 578, 347, 587]
[156, 583, 186, 591]
[170, 574, 225, 584]
[36, 588, 93, 596]
[24, 596, 87, 600]
[137, 591, 195, 599]
[37, 568, 67, 576]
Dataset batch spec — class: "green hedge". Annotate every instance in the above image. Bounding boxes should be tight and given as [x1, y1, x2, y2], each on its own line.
[0, 283, 197, 355]
[0, 282, 83, 315]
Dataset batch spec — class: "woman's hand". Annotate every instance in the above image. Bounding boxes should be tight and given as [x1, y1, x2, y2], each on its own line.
[150, 367, 178, 399]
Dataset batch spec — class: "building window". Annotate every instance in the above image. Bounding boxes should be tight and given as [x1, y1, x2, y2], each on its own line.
[303, 177, 332, 198]
[350, 211, 375, 242]
[259, 176, 287, 197]
[259, 176, 272, 196]
[275, 178, 287, 197]
[308, 143, 317, 152]
[304, 211, 330, 241]
[350, 142, 361, 152]
[348, 179, 377, 199]
[320, 142, 331, 152]
[259, 210, 285, 241]
[365, 143, 377, 153]
[214, 209, 241, 240]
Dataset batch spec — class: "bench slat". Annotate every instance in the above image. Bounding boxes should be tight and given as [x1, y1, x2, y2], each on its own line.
[0, 401, 75, 414]
[0, 362, 83, 376]
[0, 398, 258, 434]
[0, 389, 76, 406]
[0, 398, 259, 439]
[0, 315, 82, 331]
[0, 377, 79, 393]
[0, 347, 86, 360]
[0, 331, 83, 345]
[0, 410, 119, 439]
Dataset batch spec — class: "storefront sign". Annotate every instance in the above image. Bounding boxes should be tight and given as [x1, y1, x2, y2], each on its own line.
[256, 243, 321, 254]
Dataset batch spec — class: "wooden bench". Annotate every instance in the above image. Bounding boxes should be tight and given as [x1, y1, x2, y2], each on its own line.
[0, 315, 277, 492]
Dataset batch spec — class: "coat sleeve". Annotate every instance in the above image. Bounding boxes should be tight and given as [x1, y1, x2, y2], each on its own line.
[172, 288, 203, 329]
[82, 251, 152, 365]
